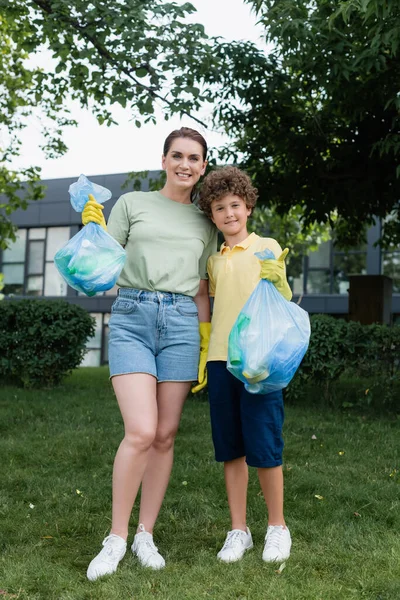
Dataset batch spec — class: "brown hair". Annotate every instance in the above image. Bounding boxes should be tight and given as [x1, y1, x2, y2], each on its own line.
[198, 166, 258, 218]
[163, 127, 208, 160]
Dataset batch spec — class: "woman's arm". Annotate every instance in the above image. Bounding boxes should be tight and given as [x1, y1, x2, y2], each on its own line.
[193, 279, 211, 322]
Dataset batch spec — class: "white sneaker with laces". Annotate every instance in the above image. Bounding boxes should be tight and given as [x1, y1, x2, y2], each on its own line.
[132, 524, 165, 569]
[217, 527, 253, 563]
[262, 525, 291, 562]
[87, 534, 127, 581]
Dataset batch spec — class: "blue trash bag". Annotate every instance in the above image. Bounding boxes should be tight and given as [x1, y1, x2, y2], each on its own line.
[227, 249, 310, 394]
[68, 173, 112, 211]
[54, 175, 126, 297]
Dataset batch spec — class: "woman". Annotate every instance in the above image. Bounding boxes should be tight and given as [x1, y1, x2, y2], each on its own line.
[85, 128, 217, 581]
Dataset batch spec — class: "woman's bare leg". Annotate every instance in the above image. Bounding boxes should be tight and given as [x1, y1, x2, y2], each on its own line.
[137, 381, 191, 533]
[110, 373, 158, 540]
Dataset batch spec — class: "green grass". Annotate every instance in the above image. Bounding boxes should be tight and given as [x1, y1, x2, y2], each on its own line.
[0, 368, 399, 600]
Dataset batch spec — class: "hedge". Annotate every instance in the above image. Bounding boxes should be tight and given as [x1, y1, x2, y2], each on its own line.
[286, 315, 400, 411]
[0, 299, 95, 388]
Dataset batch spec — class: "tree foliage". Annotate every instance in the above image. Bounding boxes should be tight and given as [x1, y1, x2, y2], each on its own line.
[1, 0, 400, 251]
[213, 0, 400, 247]
[0, 0, 220, 247]
[248, 204, 331, 279]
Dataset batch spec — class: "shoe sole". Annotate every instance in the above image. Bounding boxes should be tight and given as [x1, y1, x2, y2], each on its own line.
[217, 541, 254, 563]
[262, 552, 290, 563]
[132, 547, 165, 569]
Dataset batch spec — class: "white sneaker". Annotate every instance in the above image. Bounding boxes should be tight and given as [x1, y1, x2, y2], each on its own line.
[87, 534, 127, 581]
[217, 527, 253, 563]
[262, 525, 291, 562]
[132, 524, 165, 569]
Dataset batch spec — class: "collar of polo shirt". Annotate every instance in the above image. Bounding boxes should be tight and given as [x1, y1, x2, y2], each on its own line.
[220, 232, 257, 254]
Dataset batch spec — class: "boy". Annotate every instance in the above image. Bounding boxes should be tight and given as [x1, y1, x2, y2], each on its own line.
[197, 166, 292, 563]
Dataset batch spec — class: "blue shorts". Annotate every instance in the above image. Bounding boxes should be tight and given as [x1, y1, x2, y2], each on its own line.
[207, 361, 284, 468]
[108, 288, 200, 382]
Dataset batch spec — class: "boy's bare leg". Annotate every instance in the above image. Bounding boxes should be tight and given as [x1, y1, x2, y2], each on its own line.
[224, 456, 248, 531]
[257, 465, 286, 526]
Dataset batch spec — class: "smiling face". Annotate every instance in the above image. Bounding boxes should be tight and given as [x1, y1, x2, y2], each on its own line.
[161, 137, 207, 191]
[210, 194, 251, 241]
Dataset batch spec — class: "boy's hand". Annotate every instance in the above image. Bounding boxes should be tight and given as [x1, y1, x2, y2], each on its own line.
[260, 248, 292, 301]
[82, 194, 107, 231]
[191, 322, 211, 394]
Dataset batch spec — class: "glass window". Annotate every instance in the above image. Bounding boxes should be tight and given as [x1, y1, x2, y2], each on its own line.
[2, 264, 24, 295]
[44, 263, 68, 296]
[333, 253, 367, 294]
[28, 241, 45, 274]
[46, 227, 70, 261]
[81, 349, 101, 367]
[2, 263, 24, 284]
[382, 252, 400, 293]
[308, 241, 331, 268]
[29, 228, 46, 240]
[3, 229, 27, 263]
[307, 270, 331, 293]
[26, 275, 43, 296]
[87, 313, 103, 349]
[291, 274, 304, 296]
[103, 314, 110, 363]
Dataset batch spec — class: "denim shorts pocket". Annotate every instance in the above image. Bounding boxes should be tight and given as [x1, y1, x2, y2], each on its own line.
[111, 298, 139, 315]
[175, 302, 198, 317]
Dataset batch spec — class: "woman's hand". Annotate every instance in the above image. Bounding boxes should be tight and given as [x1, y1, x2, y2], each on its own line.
[191, 322, 211, 394]
[82, 194, 107, 231]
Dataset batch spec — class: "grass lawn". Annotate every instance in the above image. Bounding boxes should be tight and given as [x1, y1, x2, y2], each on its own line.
[0, 368, 399, 600]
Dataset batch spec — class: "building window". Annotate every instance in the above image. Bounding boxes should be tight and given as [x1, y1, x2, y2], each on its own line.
[103, 313, 110, 363]
[332, 250, 367, 294]
[0, 226, 70, 296]
[306, 241, 331, 293]
[382, 252, 400, 293]
[81, 313, 110, 366]
[304, 241, 367, 294]
[1, 229, 27, 295]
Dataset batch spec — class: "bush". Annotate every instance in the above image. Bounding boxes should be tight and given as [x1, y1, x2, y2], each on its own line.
[287, 314, 400, 411]
[0, 299, 95, 388]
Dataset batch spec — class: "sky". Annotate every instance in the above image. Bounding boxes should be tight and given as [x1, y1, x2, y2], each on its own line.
[9, 0, 265, 180]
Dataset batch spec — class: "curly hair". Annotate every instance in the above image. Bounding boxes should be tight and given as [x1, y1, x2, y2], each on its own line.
[198, 166, 258, 218]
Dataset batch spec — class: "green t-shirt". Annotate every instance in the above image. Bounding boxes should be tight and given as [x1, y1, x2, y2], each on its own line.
[107, 191, 217, 297]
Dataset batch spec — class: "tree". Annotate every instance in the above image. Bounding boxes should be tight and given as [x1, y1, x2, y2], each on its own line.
[212, 0, 400, 247]
[0, 0, 220, 247]
[248, 204, 331, 281]
[2, 0, 400, 252]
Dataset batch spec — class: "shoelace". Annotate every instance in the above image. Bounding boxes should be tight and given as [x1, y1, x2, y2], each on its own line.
[137, 534, 159, 555]
[102, 535, 124, 562]
[265, 527, 283, 549]
[222, 530, 246, 550]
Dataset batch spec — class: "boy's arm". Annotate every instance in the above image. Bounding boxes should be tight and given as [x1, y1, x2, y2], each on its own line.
[192, 279, 211, 394]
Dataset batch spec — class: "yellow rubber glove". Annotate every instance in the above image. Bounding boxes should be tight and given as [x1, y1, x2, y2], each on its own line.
[260, 248, 292, 301]
[191, 322, 211, 394]
[81, 193, 107, 231]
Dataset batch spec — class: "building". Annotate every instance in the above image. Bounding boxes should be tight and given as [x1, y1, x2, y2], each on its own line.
[1, 172, 399, 366]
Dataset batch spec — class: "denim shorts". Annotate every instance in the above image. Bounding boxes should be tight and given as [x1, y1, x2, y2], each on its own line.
[207, 361, 284, 468]
[108, 288, 200, 381]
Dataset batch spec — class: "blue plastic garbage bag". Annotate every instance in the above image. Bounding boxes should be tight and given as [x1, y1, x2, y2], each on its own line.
[227, 249, 310, 394]
[54, 175, 126, 297]
[68, 173, 112, 211]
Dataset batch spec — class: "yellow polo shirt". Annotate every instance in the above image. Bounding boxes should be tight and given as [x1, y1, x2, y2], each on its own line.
[207, 232, 290, 362]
